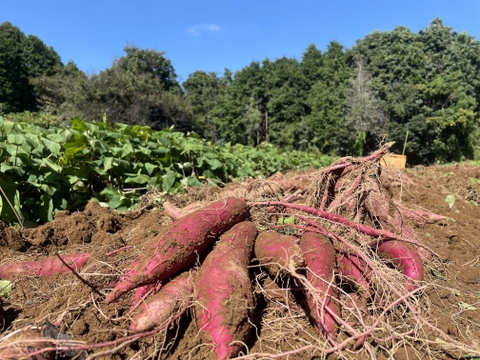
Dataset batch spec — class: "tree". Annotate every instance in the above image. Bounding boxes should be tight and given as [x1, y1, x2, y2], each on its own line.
[301, 44, 323, 86]
[31, 60, 87, 116]
[302, 41, 353, 155]
[345, 55, 385, 154]
[183, 70, 229, 141]
[263, 57, 308, 148]
[65, 46, 190, 130]
[214, 61, 267, 145]
[353, 19, 480, 163]
[0, 22, 63, 113]
[0, 22, 33, 112]
[22, 34, 62, 77]
[116, 45, 181, 93]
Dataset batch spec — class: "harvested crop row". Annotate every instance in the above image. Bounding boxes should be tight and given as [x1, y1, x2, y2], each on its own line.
[2, 143, 470, 360]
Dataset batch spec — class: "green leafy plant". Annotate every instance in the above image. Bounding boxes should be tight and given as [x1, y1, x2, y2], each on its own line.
[0, 117, 333, 224]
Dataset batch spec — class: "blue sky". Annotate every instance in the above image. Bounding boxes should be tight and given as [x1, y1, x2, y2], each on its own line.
[1, 1, 479, 82]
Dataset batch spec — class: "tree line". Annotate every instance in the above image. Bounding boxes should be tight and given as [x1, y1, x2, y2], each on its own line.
[1, 18, 480, 164]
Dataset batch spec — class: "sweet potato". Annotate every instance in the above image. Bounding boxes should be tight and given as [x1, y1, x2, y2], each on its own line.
[254, 230, 303, 275]
[0, 253, 90, 279]
[299, 232, 339, 339]
[377, 240, 424, 292]
[163, 201, 203, 220]
[195, 221, 258, 360]
[337, 253, 371, 312]
[337, 253, 370, 295]
[366, 189, 431, 261]
[130, 272, 195, 332]
[106, 197, 248, 302]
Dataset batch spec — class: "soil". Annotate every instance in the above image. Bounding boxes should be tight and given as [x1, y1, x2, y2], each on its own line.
[1, 164, 480, 359]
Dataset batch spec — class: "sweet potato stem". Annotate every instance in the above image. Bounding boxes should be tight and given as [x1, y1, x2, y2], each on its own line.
[256, 201, 399, 240]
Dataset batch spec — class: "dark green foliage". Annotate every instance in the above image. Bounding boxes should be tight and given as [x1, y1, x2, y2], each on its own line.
[31, 61, 87, 116]
[302, 41, 353, 155]
[67, 46, 190, 130]
[215, 57, 309, 149]
[0, 22, 62, 113]
[301, 44, 324, 85]
[183, 70, 229, 142]
[22, 35, 62, 77]
[215, 61, 268, 146]
[353, 18, 480, 163]
[0, 22, 34, 113]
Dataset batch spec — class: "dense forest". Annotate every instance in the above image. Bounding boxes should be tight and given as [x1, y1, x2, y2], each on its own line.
[1, 18, 480, 164]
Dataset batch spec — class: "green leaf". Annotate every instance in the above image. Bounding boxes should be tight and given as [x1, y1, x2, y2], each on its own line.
[106, 194, 127, 209]
[42, 138, 62, 156]
[64, 132, 89, 158]
[124, 173, 150, 184]
[0, 163, 25, 176]
[0, 119, 15, 136]
[0, 177, 22, 224]
[206, 158, 223, 170]
[31, 194, 54, 222]
[41, 157, 63, 173]
[187, 176, 203, 187]
[162, 172, 176, 192]
[103, 157, 114, 172]
[0, 280, 12, 298]
[7, 133, 25, 145]
[144, 162, 157, 176]
[460, 355, 480, 360]
[445, 194, 455, 209]
[278, 216, 296, 224]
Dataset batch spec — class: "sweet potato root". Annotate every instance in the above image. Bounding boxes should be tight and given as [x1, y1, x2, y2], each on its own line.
[365, 189, 431, 261]
[337, 253, 371, 313]
[163, 201, 204, 220]
[377, 240, 424, 292]
[106, 197, 249, 302]
[130, 272, 195, 332]
[299, 232, 339, 339]
[337, 253, 370, 296]
[195, 221, 258, 360]
[0, 253, 91, 279]
[254, 230, 304, 275]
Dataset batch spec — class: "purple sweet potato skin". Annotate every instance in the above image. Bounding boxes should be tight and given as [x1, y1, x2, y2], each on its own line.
[130, 272, 195, 332]
[377, 240, 424, 292]
[299, 232, 339, 339]
[106, 197, 248, 302]
[254, 231, 303, 275]
[337, 253, 370, 294]
[0, 253, 90, 278]
[195, 221, 258, 360]
[337, 253, 370, 311]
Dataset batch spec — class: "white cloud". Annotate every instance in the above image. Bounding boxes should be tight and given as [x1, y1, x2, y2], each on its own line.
[188, 23, 220, 36]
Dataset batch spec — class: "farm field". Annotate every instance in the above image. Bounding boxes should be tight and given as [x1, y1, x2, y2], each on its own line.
[1, 161, 480, 359]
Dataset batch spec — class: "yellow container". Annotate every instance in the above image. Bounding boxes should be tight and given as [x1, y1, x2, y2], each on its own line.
[381, 153, 407, 169]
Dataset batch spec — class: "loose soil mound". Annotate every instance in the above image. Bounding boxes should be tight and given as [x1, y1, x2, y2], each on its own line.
[1, 164, 480, 359]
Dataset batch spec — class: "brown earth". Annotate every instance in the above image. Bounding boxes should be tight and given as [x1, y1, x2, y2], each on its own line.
[0, 164, 480, 359]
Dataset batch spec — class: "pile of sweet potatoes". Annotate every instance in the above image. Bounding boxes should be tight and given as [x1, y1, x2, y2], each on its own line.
[0, 144, 451, 359]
